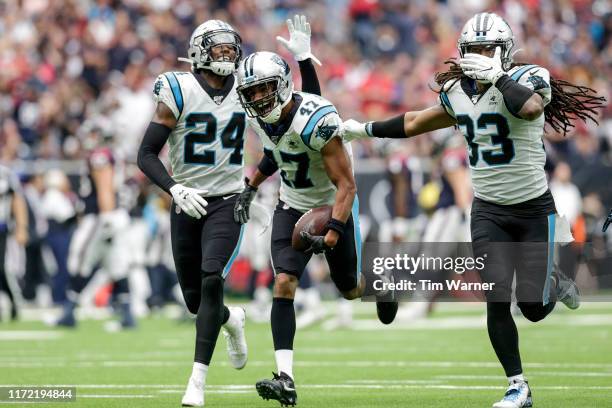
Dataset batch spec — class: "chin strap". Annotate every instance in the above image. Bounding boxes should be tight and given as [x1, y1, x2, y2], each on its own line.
[177, 57, 192, 64]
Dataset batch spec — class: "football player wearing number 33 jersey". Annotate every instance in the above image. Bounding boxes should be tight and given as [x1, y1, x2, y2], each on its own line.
[343, 12, 605, 408]
[137, 16, 322, 407]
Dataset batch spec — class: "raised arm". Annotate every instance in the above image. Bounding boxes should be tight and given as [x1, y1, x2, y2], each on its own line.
[277, 14, 322, 96]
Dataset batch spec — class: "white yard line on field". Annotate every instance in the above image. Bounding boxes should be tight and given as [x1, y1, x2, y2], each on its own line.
[2, 384, 612, 392]
[0, 331, 63, 341]
[79, 394, 154, 398]
[350, 314, 612, 331]
[3, 360, 612, 370]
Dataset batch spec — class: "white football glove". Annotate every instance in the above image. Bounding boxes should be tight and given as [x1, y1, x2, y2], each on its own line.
[276, 14, 321, 66]
[459, 47, 505, 85]
[341, 119, 372, 142]
[170, 184, 209, 219]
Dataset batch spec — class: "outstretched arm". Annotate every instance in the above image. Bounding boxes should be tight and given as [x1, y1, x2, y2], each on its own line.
[343, 104, 456, 140]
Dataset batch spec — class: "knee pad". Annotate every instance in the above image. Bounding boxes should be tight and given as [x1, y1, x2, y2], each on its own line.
[201, 259, 224, 276]
[183, 289, 201, 314]
[201, 273, 224, 306]
[518, 301, 555, 322]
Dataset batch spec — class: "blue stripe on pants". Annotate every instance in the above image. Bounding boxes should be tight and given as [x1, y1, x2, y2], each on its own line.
[351, 197, 362, 282]
[542, 213, 556, 305]
[222, 224, 246, 279]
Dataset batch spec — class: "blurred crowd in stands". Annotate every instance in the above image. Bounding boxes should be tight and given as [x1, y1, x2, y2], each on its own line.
[0, 0, 610, 317]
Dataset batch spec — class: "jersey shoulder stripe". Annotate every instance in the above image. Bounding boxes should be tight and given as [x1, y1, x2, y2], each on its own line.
[510, 64, 539, 82]
[440, 91, 455, 117]
[164, 72, 184, 116]
[300, 105, 337, 150]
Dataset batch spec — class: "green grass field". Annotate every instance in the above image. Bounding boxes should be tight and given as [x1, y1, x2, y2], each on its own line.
[1, 302, 612, 407]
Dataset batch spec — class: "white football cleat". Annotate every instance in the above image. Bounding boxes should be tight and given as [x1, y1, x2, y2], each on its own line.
[181, 377, 204, 407]
[492, 381, 532, 408]
[222, 307, 248, 369]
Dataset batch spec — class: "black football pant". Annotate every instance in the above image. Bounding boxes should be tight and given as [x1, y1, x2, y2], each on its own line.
[471, 197, 557, 377]
[170, 195, 243, 365]
[0, 231, 17, 318]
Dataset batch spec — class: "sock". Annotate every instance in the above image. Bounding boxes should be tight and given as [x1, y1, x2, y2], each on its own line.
[275, 349, 294, 379]
[271, 298, 296, 349]
[194, 274, 224, 365]
[191, 362, 208, 384]
[271, 297, 296, 378]
[508, 374, 525, 384]
[486, 302, 522, 377]
[222, 306, 230, 325]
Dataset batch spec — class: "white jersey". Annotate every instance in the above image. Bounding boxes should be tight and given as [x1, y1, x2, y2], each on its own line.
[153, 71, 246, 195]
[249, 92, 351, 213]
[439, 64, 552, 205]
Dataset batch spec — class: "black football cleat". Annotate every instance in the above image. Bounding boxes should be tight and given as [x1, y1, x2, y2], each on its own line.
[376, 301, 398, 324]
[256, 372, 297, 406]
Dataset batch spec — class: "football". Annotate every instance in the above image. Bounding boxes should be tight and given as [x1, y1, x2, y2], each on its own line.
[291, 205, 333, 251]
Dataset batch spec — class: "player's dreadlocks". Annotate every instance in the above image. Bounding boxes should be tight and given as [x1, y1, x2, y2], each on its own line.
[433, 59, 607, 135]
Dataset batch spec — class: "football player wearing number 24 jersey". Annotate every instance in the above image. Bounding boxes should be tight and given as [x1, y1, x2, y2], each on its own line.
[137, 15, 321, 407]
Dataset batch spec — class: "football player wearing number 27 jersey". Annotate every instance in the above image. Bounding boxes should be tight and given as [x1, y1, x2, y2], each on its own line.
[343, 12, 605, 408]
[232, 50, 399, 407]
[137, 15, 321, 407]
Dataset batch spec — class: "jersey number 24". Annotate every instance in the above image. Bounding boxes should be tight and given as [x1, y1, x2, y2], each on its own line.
[184, 112, 246, 166]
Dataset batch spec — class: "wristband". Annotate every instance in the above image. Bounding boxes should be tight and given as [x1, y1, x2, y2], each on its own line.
[244, 177, 258, 191]
[370, 114, 406, 138]
[325, 218, 346, 235]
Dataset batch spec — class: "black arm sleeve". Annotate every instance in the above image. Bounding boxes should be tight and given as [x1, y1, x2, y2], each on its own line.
[298, 59, 321, 96]
[258, 150, 279, 176]
[495, 74, 535, 118]
[137, 122, 176, 194]
[370, 114, 406, 138]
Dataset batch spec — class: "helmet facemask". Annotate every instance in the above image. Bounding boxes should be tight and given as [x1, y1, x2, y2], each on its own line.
[189, 29, 242, 76]
[237, 77, 290, 124]
[458, 39, 514, 71]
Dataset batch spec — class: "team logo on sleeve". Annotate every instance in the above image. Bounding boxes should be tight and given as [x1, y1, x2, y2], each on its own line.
[153, 78, 163, 96]
[527, 75, 549, 91]
[316, 124, 338, 142]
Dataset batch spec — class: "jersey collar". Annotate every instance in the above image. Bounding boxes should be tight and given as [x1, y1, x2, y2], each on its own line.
[192, 72, 235, 105]
[257, 94, 303, 144]
[460, 77, 493, 105]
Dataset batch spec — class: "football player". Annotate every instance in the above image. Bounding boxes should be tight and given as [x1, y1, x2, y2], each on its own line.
[137, 16, 322, 407]
[232, 51, 398, 407]
[56, 121, 134, 329]
[0, 164, 28, 321]
[343, 12, 605, 408]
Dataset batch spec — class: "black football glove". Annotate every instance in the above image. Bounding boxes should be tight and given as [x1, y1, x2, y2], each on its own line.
[300, 231, 333, 255]
[234, 178, 258, 224]
[603, 208, 612, 233]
